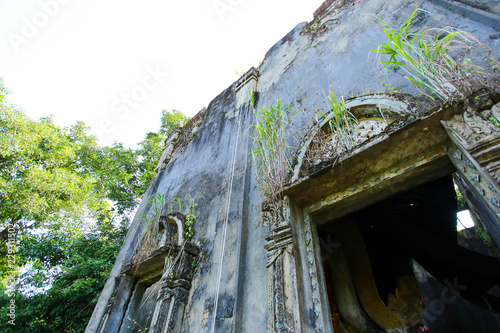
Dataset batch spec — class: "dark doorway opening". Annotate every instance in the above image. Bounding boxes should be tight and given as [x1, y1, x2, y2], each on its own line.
[319, 175, 500, 332]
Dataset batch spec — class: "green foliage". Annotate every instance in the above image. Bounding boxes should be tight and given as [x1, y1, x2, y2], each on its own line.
[468, 211, 494, 247]
[172, 197, 197, 239]
[319, 91, 358, 151]
[159, 109, 190, 137]
[0, 222, 123, 332]
[88, 142, 142, 216]
[247, 92, 299, 203]
[134, 189, 166, 265]
[137, 132, 165, 188]
[0, 103, 191, 241]
[0, 77, 8, 103]
[0, 106, 103, 237]
[191, 258, 197, 271]
[476, 224, 493, 247]
[142, 193, 165, 224]
[372, 8, 499, 101]
[456, 190, 467, 209]
[489, 116, 500, 127]
[0, 104, 157, 242]
[0, 78, 192, 332]
[137, 109, 191, 184]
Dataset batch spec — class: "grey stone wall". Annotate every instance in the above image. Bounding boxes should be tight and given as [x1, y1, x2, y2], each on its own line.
[86, 0, 500, 332]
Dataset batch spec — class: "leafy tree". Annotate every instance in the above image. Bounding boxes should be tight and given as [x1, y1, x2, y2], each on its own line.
[0, 77, 7, 102]
[91, 142, 143, 216]
[137, 132, 165, 186]
[0, 79, 192, 332]
[0, 106, 104, 243]
[159, 109, 190, 137]
[135, 109, 191, 192]
[0, 221, 124, 332]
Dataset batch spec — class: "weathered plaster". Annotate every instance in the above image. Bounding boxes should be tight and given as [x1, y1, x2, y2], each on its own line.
[87, 0, 500, 332]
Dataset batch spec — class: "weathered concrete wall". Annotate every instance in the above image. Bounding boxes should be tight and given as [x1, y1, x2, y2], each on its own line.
[87, 0, 500, 332]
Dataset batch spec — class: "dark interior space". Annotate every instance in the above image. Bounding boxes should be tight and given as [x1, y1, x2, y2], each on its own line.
[319, 174, 500, 331]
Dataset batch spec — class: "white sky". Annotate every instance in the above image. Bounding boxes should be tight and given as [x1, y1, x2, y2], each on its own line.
[0, 0, 325, 147]
[457, 210, 474, 230]
[0, 0, 478, 236]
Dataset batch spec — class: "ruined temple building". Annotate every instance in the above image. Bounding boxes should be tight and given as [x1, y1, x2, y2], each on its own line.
[86, 0, 500, 332]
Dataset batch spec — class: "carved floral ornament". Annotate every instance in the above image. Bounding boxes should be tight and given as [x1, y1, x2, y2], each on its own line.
[265, 95, 500, 333]
[441, 106, 500, 152]
[263, 96, 418, 332]
[441, 101, 500, 220]
[292, 95, 415, 182]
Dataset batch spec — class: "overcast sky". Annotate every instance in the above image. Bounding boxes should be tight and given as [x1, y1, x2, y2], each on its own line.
[0, 0, 325, 147]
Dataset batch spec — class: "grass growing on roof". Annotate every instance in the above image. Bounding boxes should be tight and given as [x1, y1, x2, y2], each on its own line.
[372, 8, 499, 101]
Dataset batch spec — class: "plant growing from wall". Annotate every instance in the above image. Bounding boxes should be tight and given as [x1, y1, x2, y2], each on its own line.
[134, 193, 165, 263]
[134, 194, 198, 265]
[372, 9, 499, 101]
[245, 92, 301, 229]
[126, 311, 152, 332]
[171, 196, 198, 239]
[246, 93, 299, 205]
[476, 224, 493, 248]
[469, 211, 494, 248]
[136, 196, 200, 309]
[140, 193, 165, 224]
[489, 116, 500, 127]
[305, 91, 360, 166]
[319, 91, 358, 151]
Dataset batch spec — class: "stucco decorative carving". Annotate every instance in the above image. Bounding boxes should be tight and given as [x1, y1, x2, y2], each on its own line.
[265, 229, 293, 331]
[303, 214, 325, 333]
[117, 209, 200, 333]
[310, 118, 392, 165]
[490, 102, 500, 123]
[155, 130, 180, 172]
[446, 142, 500, 218]
[149, 244, 199, 333]
[265, 197, 300, 332]
[442, 108, 500, 220]
[351, 118, 391, 145]
[127, 210, 195, 273]
[441, 111, 499, 151]
[158, 212, 186, 247]
[150, 278, 190, 333]
[155, 109, 207, 172]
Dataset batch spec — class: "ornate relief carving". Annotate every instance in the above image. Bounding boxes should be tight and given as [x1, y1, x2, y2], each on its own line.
[442, 111, 500, 150]
[265, 197, 300, 332]
[442, 109, 500, 221]
[151, 277, 191, 333]
[149, 243, 199, 333]
[303, 214, 325, 333]
[266, 228, 293, 332]
[351, 118, 391, 145]
[267, 247, 285, 268]
[310, 118, 392, 166]
[118, 208, 200, 333]
[442, 110, 500, 186]
[155, 108, 207, 172]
